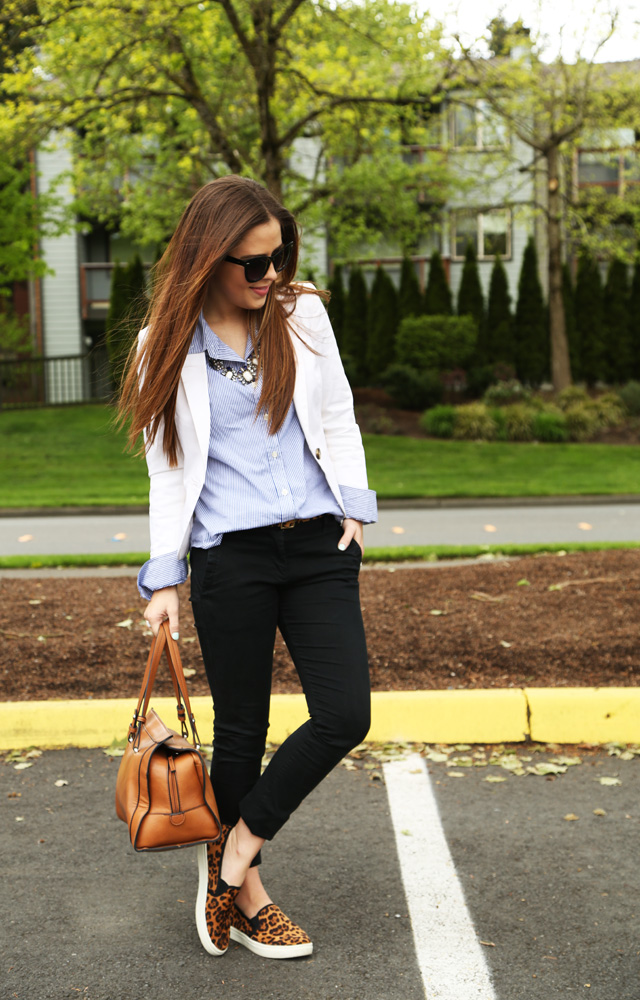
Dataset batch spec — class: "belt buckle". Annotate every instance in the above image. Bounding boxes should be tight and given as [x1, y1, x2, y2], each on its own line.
[280, 519, 296, 529]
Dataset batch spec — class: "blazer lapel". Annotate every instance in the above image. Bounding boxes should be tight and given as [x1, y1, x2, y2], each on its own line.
[180, 353, 210, 461]
[292, 336, 311, 441]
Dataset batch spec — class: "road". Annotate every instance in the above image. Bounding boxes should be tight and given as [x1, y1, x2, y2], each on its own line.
[1, 500, 640, 556]
[2, 745, 638, 999]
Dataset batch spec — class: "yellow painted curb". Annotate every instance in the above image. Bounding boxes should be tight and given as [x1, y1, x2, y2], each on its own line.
[526, 687, 640, 744]
[3, 687, 637, 751]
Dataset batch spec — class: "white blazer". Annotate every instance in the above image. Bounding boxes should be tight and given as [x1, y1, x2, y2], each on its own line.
[142, 288, 370, 562]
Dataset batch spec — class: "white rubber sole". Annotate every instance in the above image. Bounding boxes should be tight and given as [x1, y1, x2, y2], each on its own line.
[229, 926, 313, 959]
[195, 843, 227, 956]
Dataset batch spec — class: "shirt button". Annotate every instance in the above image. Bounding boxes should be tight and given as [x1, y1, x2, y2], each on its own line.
[272, 450, 278, 458]
[263, 412, 269, 421]
[315, 448, 322, 460]
[282, 488, 288, 496]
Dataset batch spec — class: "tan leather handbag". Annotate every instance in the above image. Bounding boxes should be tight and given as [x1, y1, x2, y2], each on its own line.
[115, 622, 222, 852]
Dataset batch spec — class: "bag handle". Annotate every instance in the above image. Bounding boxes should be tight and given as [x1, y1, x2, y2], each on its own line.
[128, 622, 203, 749]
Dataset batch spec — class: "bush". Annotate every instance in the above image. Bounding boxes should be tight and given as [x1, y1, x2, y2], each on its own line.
[452, 402, 496, 441]
[340, 353, 367, 388]
[532, 408, 569, 442]
[489, 407, 508, 441]
[556, 385, 590, 410]
[483, 379, 529, 406]
[592, 392, 626, 428]
[421, 404, 456, 438]
[564, 403, 600, 441]
[503, 403, 535, 441]
[380, 364, 443, 410]
[395, 314, 477, 371]
[618, 380, 640, 416]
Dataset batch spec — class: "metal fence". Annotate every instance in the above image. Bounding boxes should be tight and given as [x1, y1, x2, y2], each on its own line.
[0, 353, 113, 409]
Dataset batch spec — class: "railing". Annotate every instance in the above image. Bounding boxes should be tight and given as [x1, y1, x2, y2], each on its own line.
[0, 353, 112, 409]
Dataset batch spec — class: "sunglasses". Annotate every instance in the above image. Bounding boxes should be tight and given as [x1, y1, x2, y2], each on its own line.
[224, 241, 294, 283]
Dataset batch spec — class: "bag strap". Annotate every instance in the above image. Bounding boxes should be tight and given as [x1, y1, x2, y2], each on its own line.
[127, 622, 203, 749]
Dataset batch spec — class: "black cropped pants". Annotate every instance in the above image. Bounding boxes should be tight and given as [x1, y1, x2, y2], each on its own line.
[189, 515, 371, 843]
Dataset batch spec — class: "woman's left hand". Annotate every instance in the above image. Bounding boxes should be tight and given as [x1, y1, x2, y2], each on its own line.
[338, 517, 364, 557]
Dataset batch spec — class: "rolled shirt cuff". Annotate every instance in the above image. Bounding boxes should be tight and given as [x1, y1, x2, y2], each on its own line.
[338, 484, 378, 524]
[137, 552, 188, 601]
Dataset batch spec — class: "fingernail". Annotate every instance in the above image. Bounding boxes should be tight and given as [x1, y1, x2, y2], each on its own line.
[338, 543, 346, 551]
[171, 632, 180, 641]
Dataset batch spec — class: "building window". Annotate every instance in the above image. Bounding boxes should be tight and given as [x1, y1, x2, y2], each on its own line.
[449, 100, 508, 150]
[577, 149, 640, 196]
[451, 209, 511, 260]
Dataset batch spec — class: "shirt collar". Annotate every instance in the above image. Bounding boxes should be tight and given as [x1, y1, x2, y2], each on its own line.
[198, 312, 252, 363]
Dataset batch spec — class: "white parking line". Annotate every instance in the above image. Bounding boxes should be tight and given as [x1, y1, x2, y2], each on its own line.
[384, 754, 497, 1000]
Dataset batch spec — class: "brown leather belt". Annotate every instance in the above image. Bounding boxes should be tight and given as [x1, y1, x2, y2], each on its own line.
[279, 514, 325, 530]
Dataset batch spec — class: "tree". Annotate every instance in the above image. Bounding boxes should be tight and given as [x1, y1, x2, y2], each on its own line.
[366, 265, 398, 379]
[575, 249, 604, 385]
[629, 254, 640, 379]
[563, 263, 579, 381]
[602, 257, 630, 383]
[326, 265, 345, 348]
[486, 254, 513, 366]
[457, 18, 640, 389]
[398, 257, 423, 319]
[514, 238, 548, 384]
[424, 250, 452, 315]
[0, 0, 457, 252]
[457, 242, 484, 352]
[343, 267, 368, 369]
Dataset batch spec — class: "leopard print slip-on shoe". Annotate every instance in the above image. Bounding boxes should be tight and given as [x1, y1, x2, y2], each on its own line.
[230, 903, 313, 959]
[195, 824, 241, 955]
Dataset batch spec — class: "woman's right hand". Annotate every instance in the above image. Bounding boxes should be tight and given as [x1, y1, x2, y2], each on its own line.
[145, 585, 180, 639]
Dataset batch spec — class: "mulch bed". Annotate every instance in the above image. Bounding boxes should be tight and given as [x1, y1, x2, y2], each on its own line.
[1, 549, 638, 701]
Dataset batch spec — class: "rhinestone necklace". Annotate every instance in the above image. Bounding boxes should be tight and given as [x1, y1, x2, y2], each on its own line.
[205, 342, 260, 384]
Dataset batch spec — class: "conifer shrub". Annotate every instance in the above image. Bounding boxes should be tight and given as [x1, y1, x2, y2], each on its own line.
[513, 238, 548, 384]
[379, 364, 443, 410]
[618, 380, 640, 416]
[424, 251, 452, 315]
[532, 408, 569, 442]
[420, 404, 457, 438]
[343, 267, 369, 379]
[564, 403, 600, 441]
[486, 254, 513, 366]
[603, 258, 631, 383]
[503, 403, 535, 441]
[399, 257, 424, 319]
[106, 255, 147, 392]
[327, 265, 345, 348]
[366, 266, 398, 379]
[452, 402, 496, 441]
[395, 315, 477, 371]
[457, 243, 485, 348]
[575, 249, 604, 385]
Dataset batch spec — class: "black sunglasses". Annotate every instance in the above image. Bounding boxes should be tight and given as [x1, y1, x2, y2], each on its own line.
[224, 241, 294, 283]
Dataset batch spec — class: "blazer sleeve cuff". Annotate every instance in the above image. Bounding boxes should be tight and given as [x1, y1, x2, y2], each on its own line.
[137, 552, 188, 601]
[338, 484, 378, 524]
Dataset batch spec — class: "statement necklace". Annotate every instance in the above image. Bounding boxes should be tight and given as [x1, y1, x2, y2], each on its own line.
[205, 341, 260, 384]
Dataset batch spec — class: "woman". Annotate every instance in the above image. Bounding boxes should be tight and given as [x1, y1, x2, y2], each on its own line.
[119, 176, 376, 961]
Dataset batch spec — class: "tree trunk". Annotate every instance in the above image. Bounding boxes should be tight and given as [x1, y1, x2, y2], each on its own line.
[547, 145, 572, 390]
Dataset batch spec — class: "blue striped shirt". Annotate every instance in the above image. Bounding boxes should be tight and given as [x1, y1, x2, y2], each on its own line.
[138, 314, 377, 599]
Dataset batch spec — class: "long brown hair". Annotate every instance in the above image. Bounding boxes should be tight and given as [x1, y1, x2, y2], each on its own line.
[118, 176, 319, 466]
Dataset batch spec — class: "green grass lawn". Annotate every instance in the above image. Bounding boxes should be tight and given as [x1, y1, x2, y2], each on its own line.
[1, 405, 639, 508]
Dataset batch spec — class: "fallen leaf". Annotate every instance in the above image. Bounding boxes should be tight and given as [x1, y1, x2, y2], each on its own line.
[593, 808, 607, 817]
[564, 813, 580, 821]
[530, 762, 568, 776]
[115, 619, 133, 628]
[470, 591, 508, 603]
[484, 775, 507, 783]
[102, 747, 125, 757]
[429, 609, 447, 616]
[18, 534, 33, 542]
[516, 579, 530, 586]
[448, 771, 465, 778]
[183, 668, 197, 678]
[578, 522, 593, 531]
[598, 776, 621, 786]
[391, 526, 405, 534]
[499, 640, 512, 648]
[15, 816, 25, 821]
[28, 599, 42, 605]
[54, 779, 68, 787]
[479, 941, 496, 947]
[425, 751, 449, 762]
[112, 532, 127, 540]
[401, 829, 412, 836]
[548, 576, 616, 592]
[14, 762, 33, 770]
[483, 524, 497, 533]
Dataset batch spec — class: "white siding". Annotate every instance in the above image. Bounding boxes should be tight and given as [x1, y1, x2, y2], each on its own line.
[36, 136, 84, 402]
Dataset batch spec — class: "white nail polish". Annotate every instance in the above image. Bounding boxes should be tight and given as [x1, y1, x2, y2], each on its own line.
[338, 543, 346, 551]
[171, 632, 180, 641]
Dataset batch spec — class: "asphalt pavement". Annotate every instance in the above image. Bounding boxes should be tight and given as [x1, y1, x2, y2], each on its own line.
[2, 747, 639, 1000]
[2, 499, 640, 556]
